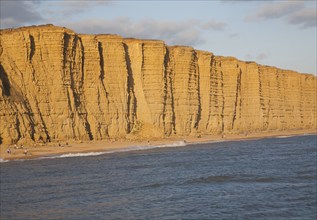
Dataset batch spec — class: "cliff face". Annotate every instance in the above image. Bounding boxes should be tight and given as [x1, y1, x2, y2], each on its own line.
[0, 25, 316, 144]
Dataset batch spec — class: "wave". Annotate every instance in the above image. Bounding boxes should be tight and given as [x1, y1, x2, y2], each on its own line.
[187, 175, 234, 184]
[303, 133, 317, 136]
[41, 141, 187, 159]
[276, 135, 293, 139]
[186, 175, 277, 185]
[0, 140, 231, 163]
[0, 158, 9, 163]
[276, 133, 316, 139]
[189, 139, 226, 146]
[4, 141, 188, 161]
[51, 151, 108, 158]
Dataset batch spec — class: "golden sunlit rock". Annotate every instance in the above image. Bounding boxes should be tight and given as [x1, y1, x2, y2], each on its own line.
[0, 25, 316, 144]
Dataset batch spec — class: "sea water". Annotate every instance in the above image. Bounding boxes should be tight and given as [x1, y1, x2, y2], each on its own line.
[1, 135, 316, 219]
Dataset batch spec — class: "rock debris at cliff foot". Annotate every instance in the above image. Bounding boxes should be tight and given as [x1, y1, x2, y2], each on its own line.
[0, 25, 316, 144]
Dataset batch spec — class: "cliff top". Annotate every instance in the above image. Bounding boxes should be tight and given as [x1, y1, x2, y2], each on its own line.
[0, 24, 75, 34]
[1, 24, 315, 76]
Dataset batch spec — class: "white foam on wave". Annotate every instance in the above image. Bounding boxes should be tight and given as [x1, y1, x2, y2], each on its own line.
[0, 158, 9, 163]
[189, 140, 226, 146]
[149, 141, 187, 149]
[303, 133, 316, 136]
[275, 133, 317, 139]
[276, 135, 292, 139]
[53, 151, 107, 158]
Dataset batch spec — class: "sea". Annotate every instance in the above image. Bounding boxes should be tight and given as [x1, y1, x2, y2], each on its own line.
[1, 135, 316, 220]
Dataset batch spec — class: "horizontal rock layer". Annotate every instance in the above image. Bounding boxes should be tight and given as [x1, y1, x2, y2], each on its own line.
[0, 25, 316, 144]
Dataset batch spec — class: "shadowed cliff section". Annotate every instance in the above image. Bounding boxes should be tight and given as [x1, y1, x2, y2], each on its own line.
[0, 25, 316, 144]
[0, 64, 10, 97]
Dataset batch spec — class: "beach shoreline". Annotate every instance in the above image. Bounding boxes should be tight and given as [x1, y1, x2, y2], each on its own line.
[1, 129, 316, 161]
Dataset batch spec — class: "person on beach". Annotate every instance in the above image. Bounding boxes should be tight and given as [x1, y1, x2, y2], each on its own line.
[24, 148, 28, 156]
[7, 148, 11, 154]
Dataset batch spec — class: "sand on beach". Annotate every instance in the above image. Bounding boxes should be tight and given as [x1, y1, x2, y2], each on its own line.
[1, 129, 316, 161]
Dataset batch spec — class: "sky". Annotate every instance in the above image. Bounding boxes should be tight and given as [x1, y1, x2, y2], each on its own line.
[1, 0, 316, 75]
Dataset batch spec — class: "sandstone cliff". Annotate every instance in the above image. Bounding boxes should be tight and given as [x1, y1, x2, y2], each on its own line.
[0, 25, 316, 144]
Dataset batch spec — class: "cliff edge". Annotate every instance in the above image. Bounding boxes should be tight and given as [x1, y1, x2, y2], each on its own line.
[0, 25, 316, 144]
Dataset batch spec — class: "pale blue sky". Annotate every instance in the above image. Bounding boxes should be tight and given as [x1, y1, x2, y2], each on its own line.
[1, 0, 316, 75]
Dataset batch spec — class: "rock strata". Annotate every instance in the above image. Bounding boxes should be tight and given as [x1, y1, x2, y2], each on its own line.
[0, 25, 316, 144]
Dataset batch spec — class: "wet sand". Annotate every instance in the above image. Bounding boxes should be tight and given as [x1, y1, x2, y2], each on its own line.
[1, 129, 316, 161]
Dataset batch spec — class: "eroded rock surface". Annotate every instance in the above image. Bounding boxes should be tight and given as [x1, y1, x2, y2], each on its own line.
[1, 25, 316, 144]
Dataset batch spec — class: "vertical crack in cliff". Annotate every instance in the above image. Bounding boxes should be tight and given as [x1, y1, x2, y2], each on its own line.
[162, 46, 176, 135]
[15, 113, 22, 141]
[21, 98, 36, 141]
[78, 38, 85, 83]
[63, 33, 70, 79]
[206, 56, 214, 131]
[141, 43, 145, 85]
[232, 68, 242, 130]
[72, 36, 93, 140]
[123, 42, 136, 133]
[169, 48, 177, 135]
[97, 41, 109, 101]
[259, 68, 264, 109]
[98, 41, 105, 81]
[70, 36, 81, 108]
[258, 68, 267, 129]
[299, 77, 304, 125]
[276, 70, 285, 128]
[34, 100, 51, 142]
[0, 64, 11, 96]
[220, 70, 225, 133]
[29, 34, 35, 61]
[187, 52, 193, 134]
[162, 47, 168, 132]
[65, 89, 76, 138]
[193, 51, 201, 130]
[78, 37, 93, 140]
[63, 33, 77, 139]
